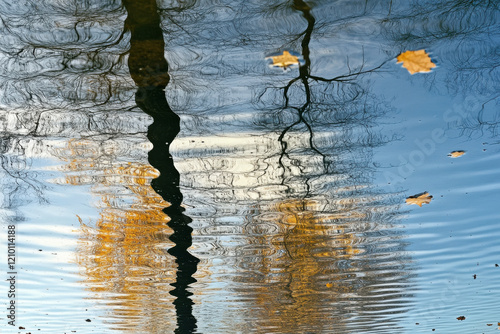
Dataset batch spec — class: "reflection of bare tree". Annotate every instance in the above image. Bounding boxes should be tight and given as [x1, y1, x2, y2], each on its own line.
[0, 136, 47, 207]
[167, 1, 413, 332]
[0, 0, 152, 179]
[255, 0, 391, 191]
[1, 0, 416, 332]
[1, 0, 198, 332]
[0, 0, 132, 110]
[169, 0, 397, 202]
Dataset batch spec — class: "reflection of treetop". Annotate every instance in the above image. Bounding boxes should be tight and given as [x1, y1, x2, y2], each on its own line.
[251, 1, 392, 188]
[143, 0, 399, 204]
[0, 0, 131, 109]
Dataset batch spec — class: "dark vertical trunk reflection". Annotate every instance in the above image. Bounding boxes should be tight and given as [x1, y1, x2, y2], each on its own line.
[122, 0, 199, 332]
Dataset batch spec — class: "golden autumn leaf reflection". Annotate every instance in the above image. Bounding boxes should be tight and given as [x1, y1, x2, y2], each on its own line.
[273, 199, 363, 258]
[55, 138, 180, 331]
[244, 198, 363, 289]
[228, 192, 412, 332]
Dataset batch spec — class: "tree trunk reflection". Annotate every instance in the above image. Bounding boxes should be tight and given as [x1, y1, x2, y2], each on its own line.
[123, 0, 199, 332]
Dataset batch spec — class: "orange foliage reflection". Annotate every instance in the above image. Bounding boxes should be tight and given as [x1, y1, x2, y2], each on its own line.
[239, 197, 369, 332]
[58, 139, 178, 331]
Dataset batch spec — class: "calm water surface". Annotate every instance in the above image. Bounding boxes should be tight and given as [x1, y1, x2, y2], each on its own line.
[0, 0, 499, 333]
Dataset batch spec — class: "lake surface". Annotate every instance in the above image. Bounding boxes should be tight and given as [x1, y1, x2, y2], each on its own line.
[0, 0, 499, 333]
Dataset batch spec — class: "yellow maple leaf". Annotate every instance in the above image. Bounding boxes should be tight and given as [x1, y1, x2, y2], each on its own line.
[448, 150, 466, 158]
[266, 51, 300, 69]
[406, 192, 433, 207]
[396, 50, 436, 74]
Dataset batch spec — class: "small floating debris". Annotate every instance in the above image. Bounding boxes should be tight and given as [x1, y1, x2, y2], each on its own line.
[456, 315, 466, 321]
[406, 192, 433, 207]
[396, 49, 436, 74]
[265, 50, 303, 70]
[448, 150, 466, 158]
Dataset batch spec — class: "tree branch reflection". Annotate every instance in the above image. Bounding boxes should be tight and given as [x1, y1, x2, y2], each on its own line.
[252, 0, 393, 196]
[163, 2, 413, 332]
[0, 136, 47, 207]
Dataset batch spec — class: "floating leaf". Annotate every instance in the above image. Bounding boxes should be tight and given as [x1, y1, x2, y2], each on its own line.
[266, 51, 300, 69]
[457, 316, 466, 321]
[448, 150, 466, 158]
[396, 50, 436, 74]
[406, 192, 433, 207]
[326, 282, 333, 288]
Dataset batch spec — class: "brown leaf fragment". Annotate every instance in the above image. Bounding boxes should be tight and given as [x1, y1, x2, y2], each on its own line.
[457, 316, 466, 321]
[396, 50, 436, 74]
[448, 150, 466, 158]
[487, 323, 493, 326]
[266, 51, 300, 69]
[406, 192, 433, 207]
